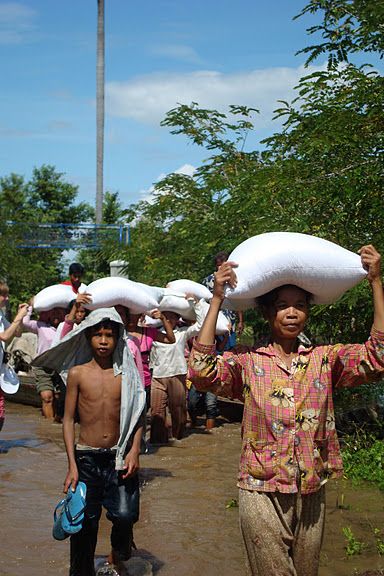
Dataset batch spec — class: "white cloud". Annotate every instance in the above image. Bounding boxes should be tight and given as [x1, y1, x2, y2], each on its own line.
[137, 163, 196, 204]
[174, 163, 196, 177]
[150, 43, 201, 63]
[106, 64, 326, 128]
[0, 2, 36, 44]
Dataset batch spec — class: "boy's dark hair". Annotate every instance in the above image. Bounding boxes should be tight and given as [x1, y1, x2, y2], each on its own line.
[69, 263, 84, 276]
[86, 319, 120, 337]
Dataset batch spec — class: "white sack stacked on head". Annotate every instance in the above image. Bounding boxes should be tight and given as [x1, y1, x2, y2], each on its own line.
[224, 232, 366, 306]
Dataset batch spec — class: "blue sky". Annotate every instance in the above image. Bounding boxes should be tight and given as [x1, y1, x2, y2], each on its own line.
[0, 1, 367, 210]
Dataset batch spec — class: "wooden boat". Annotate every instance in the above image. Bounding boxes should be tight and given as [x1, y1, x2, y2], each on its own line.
[4, 373, 41, 408]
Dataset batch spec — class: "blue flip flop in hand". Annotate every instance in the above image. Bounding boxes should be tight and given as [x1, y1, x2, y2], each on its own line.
[52, 482, 87, 541]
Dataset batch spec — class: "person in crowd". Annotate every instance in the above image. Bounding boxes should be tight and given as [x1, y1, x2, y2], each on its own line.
[22, 302, 66, 420]
[115, 306, 175, 410]
[202, 250, 244, 348]
[197, 250, 244, 430]
[61, 308, 146, 575]
[188, 244, 384, 576]
[50, 293, 92, 421]
[150, 298, 204, 444]
[61, 263, 85, 294]
[0, 281, 29, 432]
[50, 293, 91, 346]
[187, 333, 228, 431]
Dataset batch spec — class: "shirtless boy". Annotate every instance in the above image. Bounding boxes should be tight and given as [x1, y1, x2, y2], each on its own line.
[63, 316, 144, 575]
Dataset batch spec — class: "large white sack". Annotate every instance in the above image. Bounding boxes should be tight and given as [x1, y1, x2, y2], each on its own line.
[159, 293, 230, 334]
[142, 315, 163, 328]
[135, 282, 165, 304]
[222, 297, 258, 312]
[199, 300, 230, 335]
[225, 232, 366, 305]
[166, 279, 212, 301]
[85, 277, 159, 314]
[158, 291, 196, 320]
[34, 284, 78, 312]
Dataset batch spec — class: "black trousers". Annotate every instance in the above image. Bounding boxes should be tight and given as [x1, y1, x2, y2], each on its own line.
[69, 449, 139, 576]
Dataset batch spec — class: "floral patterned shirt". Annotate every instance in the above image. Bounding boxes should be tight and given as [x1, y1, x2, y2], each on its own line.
[188, 328, 384, 494]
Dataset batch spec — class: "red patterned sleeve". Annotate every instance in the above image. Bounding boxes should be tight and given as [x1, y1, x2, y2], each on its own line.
[187, 339, 245, 401]
[330, 327, 384, 388]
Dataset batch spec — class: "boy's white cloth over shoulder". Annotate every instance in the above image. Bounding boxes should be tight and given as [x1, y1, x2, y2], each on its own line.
[32, 307, 146, 470]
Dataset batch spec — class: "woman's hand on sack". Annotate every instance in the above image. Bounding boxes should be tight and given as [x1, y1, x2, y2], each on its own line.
[359, 245, 382, 283]
[213, 261, 238, 301]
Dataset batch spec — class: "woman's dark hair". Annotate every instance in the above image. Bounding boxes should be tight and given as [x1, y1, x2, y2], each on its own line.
[257, 284, 312, 311]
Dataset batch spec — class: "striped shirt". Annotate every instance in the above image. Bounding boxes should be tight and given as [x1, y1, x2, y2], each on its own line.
[188, 327, 384, 494]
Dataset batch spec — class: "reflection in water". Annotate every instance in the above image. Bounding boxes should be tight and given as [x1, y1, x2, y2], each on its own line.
[0, 437, 46, 452]
[0, 403, 384, 575]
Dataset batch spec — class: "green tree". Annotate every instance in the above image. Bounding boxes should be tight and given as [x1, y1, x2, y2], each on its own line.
[295, 0, 384, 67]
[101, 0, 383, 344]
[0, 165, 92, 310]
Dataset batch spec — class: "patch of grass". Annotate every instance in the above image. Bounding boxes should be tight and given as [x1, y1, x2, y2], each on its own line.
[373, 528, 384, 556]
[341, 429, 384, 490]
[342, 526, 365, 557]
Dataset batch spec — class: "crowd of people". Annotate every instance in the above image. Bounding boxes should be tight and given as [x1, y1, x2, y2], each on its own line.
[1, 245, 384, 576]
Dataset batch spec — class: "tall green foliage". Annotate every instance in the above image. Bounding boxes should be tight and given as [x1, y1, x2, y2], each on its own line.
[104, 1, 383, 343]
[0, 165, 92, 310]
[295, 0, 384, 67]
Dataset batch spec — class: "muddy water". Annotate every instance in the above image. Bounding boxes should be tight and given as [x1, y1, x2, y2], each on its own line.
[1, 403, 384, 576]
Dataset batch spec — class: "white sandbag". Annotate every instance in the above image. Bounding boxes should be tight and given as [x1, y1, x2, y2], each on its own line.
[159, 293, 230, 334]
[135, 282, 165, 303]
[199, 300, 230, 335]
[141, 315, 163, 328]
[85, 277, 159, 314]
[77, 283, 89, 294]
[158, 291, 195, 320]
[33, 284, 77, 312]
[225, 232, 366, 305]
[222, 297, 258, 312]
[166, 279, 212, 301]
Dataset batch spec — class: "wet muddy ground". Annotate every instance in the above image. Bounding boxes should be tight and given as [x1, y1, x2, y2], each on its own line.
[1, 403, 384, 575]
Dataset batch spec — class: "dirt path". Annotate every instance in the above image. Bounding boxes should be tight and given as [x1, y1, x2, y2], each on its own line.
[0, 403, 384, 575]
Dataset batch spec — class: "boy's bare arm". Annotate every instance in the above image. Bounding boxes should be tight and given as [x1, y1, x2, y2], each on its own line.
[122, 416, 144, 479]
[62, 366, 81, 492]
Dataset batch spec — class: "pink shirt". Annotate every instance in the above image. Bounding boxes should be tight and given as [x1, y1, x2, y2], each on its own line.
[130, 328, 157, 387]
[188, 328, 384, 495]
[126, 336, 145, 386]
[22, 307, 56, 355]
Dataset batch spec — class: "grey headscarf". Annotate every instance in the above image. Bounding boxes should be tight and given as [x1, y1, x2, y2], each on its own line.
[33, 307, 146, 469]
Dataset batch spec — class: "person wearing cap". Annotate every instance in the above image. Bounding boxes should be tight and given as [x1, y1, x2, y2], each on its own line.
[0, 281, 29, 432]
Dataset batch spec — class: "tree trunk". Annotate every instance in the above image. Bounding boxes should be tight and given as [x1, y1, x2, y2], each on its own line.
[96, 0, 105, 224]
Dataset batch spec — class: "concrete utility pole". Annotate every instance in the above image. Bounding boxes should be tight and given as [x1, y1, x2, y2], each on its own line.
[96, 0, 105, 224]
